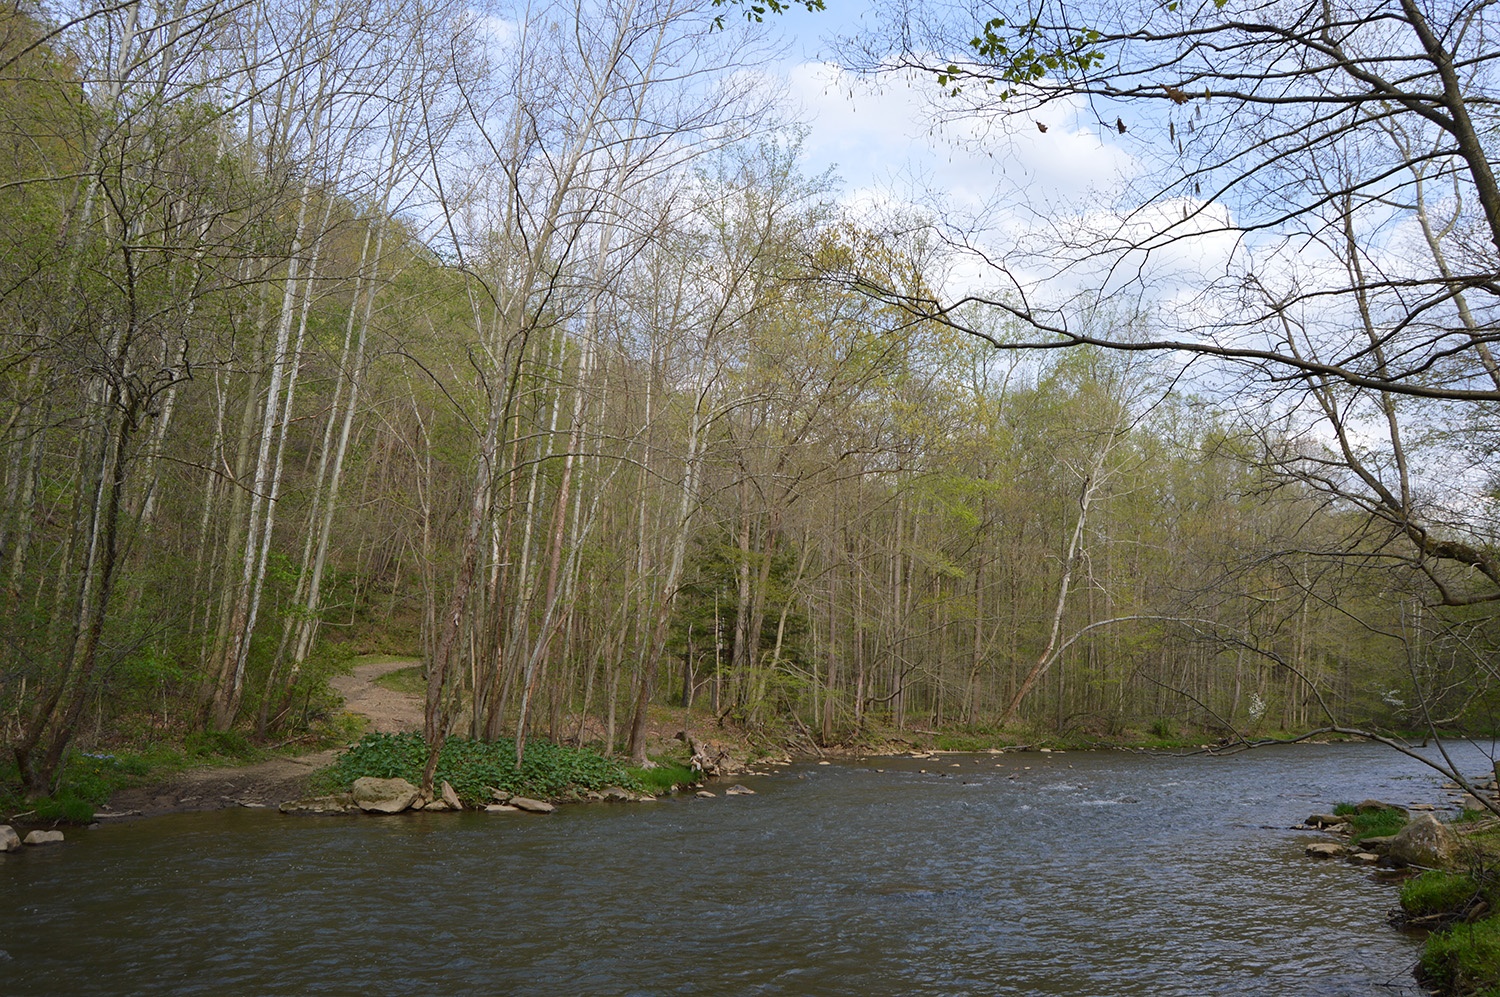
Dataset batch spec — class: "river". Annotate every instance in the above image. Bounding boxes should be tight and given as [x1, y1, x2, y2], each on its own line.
[3, 740, 1471, 995]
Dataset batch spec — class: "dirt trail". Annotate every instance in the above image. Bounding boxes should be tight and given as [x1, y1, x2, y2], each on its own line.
[327, 656, 424, 734]
[103, 657, 424, 818]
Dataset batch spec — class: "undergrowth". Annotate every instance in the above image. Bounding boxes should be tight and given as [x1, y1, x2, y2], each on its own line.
[1420, 917, 1500, 997]
[315, 731, 644, 804]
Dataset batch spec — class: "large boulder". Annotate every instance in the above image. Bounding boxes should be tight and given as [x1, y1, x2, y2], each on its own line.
[23, 830, 64, 846]
[1384, 813, 1460, 867]
[0, 825, 19, 852]
[441, 781, 463, 811]
[351, 777, 420, 814]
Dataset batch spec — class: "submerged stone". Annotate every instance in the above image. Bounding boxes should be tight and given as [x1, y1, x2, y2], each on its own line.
[509, 797, 555, 814]
[279, 794, 356, 815]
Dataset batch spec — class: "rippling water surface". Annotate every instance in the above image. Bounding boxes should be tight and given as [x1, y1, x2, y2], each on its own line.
[3, 741, 1469, 995]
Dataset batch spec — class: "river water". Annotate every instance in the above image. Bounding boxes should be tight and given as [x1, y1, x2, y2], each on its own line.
[2, 741, 1476, 996]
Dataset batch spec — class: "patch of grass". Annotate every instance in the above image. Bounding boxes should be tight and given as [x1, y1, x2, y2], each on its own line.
[627, 760, 696, 793]
[315, 731, 644, 804]
[1404, 871, 1484, 918]
[1421, 916, 1500, 996]
[1331, 803, 1410, 844]
[373, 665, 425, 696]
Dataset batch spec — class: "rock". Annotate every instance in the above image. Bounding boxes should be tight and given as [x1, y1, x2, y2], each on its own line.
[601, 787, 635, 803]
[696, 790, 717, 798]
[1461, 795, 1492, 812]
[817, 760, 831, 766]
[351, 776, 420, 814]
[23, 830, 64, 846]
[489, 787, 511, 804]
[725, 784, 755, 796]
[485, 804, 520, 813]
[1349, 852, 1381, 865]
[441, 781, 463, 811]
[1305, 841, 1344, 858]
[0, 826, 19, 852]
[1411, 804, 1438, 811]
[422, 800, 450, 811]
[1356, 799, 1408, 816]
[509, 797, 555, 814]
[1307, 813, 1344, 828]
[278, 794, 356, 815]
[1384, 813, 1459, 867]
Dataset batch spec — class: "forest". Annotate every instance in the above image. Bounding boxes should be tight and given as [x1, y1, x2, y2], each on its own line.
[2, 0, 1498, 797]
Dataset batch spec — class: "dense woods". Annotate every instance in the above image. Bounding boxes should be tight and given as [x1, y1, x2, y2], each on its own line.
[2, 0, 1497, 796]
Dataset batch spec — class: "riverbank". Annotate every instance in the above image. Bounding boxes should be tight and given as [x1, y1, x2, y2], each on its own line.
[6, 652, 1463, 825]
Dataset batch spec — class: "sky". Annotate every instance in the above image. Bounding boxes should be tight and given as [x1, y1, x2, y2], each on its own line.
[763, 4, 1135, 220]
[751, 4, 1226, 308]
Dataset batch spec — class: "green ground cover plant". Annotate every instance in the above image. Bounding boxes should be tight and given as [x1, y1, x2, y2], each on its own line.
[318, 731, 646, 804]
[627, 760, 696, 794]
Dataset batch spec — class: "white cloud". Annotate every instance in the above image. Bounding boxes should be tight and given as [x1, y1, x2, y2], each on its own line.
[785, 61, 1136, 215]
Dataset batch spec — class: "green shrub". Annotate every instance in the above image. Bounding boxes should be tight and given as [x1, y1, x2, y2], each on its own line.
[1421, 916, 1500, 996]
[319, 732, 644, 804]
[184, 729, 262, 762]
[1, 752, 155, 824]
